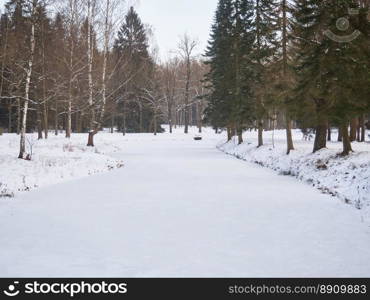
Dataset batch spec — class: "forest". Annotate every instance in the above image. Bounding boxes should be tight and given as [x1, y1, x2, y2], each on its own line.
[0, 0, 369, 158]
[0, 0, 207, 158]
[205, 0, 370, 155]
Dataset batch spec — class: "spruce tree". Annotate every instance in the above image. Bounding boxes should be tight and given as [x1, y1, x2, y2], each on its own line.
[291, 0, 329, 153]
[113, 6, 155, 133]
[204, 0, 235, 139]
[278, 0, 295, 154]
[292, 0, 369, 155]
[251, 0, 279, 147]
[232, 0, 256, 144]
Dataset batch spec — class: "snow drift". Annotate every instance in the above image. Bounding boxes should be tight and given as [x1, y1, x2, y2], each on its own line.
[218, 129, 370, 222]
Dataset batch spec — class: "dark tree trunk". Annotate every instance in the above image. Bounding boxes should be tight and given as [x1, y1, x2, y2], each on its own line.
[168, 105, 173, 134]
[8, 102, 12, 133]
[349, 118, 358, 142]
[227, 126, 232, 142]
[341, 122, 353, 156]
[327, 126, 331, 141]
[174, 110, 178, 129]
[257, 120, 263, 147]
[75, 112, 80, 133]
[139, 103, 143, 133]
[54, 101, 58, 136]
[286, 116, 294, 154]
[77, 112, 83, 133]
[313, 99, 328, 152]
[337, 126, 342, 142]
[17, 97, 21, 135]
[43, 103, 48, 139]
[313, 119, 327, 152]
[87, 130, 97, 147]
[237, 126, 243, 145]
[184, 109, 189, 134]
[37, 104, 43, 140]
[197, 101, 202, 134]
[122, 113, 126, 136]
[359, 115, 365, 142]
[153, 112, 157, 136]
[122, 101, 126, 136]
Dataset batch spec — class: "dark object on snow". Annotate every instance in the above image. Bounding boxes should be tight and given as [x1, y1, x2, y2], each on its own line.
[366, 121, 370, 130]
[194, 136, 202, 141]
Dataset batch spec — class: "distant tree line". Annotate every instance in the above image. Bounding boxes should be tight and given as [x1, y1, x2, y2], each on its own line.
[0, 0, 208, 158]
[204, 0, 370, 155]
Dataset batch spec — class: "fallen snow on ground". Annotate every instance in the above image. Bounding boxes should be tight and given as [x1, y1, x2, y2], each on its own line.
[1, 126, 370, 277]
[0, 133, 124, 197]
[218, 129, 370, 222]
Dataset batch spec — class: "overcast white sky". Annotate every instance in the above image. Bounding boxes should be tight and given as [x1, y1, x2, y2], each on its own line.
[0, 0, 218, 61]
[136, 0, 218, 61]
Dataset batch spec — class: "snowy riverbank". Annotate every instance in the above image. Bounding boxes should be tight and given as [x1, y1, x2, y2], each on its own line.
[218, 129, 370, 222]
[0, 133, 124, 197]
[2, 127, 370, 225]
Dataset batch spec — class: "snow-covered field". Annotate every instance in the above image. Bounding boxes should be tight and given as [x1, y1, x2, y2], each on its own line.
[218, 129, 370, 223]
[0, 132, 124, 197]
[1, 127, 370, 277]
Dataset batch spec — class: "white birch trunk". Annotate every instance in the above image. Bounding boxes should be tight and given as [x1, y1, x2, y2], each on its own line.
[19, 3, 36, 159]
[87, 0, 94, 130]
[66, 0, 76, 138]
[100, 0, 110, 125]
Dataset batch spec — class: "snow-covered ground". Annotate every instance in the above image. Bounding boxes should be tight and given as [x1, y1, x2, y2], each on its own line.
[0, 133, 124, 197]
[0, 126, 370, 277]
[218, 129, 370, 223]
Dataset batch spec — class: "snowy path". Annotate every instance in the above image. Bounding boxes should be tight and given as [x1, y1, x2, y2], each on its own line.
[1, 130, 370, 277]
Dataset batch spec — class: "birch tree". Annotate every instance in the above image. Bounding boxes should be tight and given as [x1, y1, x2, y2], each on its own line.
[18, 0, 38, 159]
[87, 0, 123, 146]
[86, 0, 95, 144]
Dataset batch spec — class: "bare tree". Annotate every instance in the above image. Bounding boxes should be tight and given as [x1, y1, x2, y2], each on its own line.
[87, 0, 125, 146]
[64, 0, 83, 138]
[191, 60, 208, 134]
[160, 57, 179, 133]
[142, 83, 165, 136]
[177, 34, 197, 134]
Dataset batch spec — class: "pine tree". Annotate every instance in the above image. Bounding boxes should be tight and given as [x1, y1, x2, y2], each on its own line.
[113, 6, 155, 133]
[204, 0, 235, 140]
[232, 0, 256, 144]
[277, 0, 295, 154]
[205, 0, 259, 143]
[291, 0, 329, 153]
[251, 0, 279, 147]
[292, 0, 369, 155]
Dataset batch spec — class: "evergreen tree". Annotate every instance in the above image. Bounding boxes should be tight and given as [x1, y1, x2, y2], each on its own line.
[113, 6, 157, 133]
[291, 0, 329, 153]
[204, 0, 235, 140]
[292, 0, 369, 155]
[232, 0, 256, 144]
[274, 0, 296, 154]
[251, 0, 279, 147]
